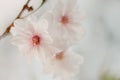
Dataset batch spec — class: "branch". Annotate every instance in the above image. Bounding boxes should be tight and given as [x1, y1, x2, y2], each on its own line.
[0, 0, 32, 40]
[0, 0, 46, 40]
[23, 0, 46, 18]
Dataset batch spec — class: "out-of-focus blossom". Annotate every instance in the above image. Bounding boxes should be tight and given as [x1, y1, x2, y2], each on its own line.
[46, 0, 84, 50]
[43, 49, 83, 80]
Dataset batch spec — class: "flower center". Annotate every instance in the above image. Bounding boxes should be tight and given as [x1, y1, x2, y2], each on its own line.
[60, 16, 69, 25]
[32, 35, 40, 46]
[55, 52, 64, 60]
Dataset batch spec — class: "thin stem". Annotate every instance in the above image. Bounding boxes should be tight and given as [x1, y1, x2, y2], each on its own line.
[17, 0, 31, 18]
[41, 0, 46, 6]
[23, 0, 46, 18]
[0, 0, 46, 40]
[0, 0, 31, 40]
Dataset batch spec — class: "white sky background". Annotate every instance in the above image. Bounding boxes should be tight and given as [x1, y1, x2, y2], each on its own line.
[0, 0, 120, 80]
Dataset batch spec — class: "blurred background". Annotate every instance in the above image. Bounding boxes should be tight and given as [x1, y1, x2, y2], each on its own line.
[0, 0, 120, 80]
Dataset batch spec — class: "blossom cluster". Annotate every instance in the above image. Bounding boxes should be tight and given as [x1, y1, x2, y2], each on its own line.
[10, 0, 84, 79]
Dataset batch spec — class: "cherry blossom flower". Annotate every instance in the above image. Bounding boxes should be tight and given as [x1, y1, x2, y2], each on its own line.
[9, 0, 84, 79]
[46, 0, 84, 50]
[10, 18, 54, 59]
[43, 49, 83, 80]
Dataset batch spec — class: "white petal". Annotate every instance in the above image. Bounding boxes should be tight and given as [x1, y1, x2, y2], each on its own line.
[44, 49, 83, 79]
[10, 27, 18, 36]
[43, 12, 54, 28]
[41, 33, 53, 46]
[18, 44, 32, 55]
[67, 26, 84, 43]
[37, 19, 48, 31]
[52, 1, 64, 19]
[58, 49, 83, 74]
[11, 35, 30, 46]
[11, 19, 33, 36]
[69, 9, 85, 26]
[14, 19, 32, 29]
[64, 0, 78, 14]
[48, 25, 69, 49]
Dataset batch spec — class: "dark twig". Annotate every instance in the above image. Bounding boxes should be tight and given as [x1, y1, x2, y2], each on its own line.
[0, 0, 46, 40]
[41, 0, 46, 6]
[23, 0, 46, 18]
[0, 0, 32, 40]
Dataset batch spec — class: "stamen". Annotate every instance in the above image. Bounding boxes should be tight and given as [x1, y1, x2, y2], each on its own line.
[56, 52, 64, 60]
[32, 35, 40, 46]
[60, 15, 69, 25]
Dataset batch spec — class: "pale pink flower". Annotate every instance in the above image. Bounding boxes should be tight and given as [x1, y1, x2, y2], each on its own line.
[47, 0, 84, 50]
[10, 18, 54, 59]
[43, 49, 83, 79]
